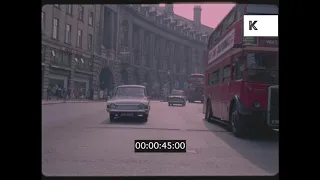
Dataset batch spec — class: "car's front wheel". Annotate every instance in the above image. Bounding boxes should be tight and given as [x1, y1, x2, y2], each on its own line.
[110, 114, 115, 122]
[141, 115, 148, 123]
[229, 105, 247, 138]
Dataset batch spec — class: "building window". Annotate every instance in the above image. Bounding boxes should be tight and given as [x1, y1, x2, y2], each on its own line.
[222, 65, 231, 83]
[54, 4, 60, 8]
[41, 11, 45, 32]
[77, 29, 82, 48]
[88, 34, 93, 51]
[88, 11, 93, 26]
[66, 5, 73, 15]
[79, 5, 84, 21]
[52, 18, 59, 39]
[52, 49, 62, 62]
[62, 52, 71, 66]
[65, 24, 71, 44]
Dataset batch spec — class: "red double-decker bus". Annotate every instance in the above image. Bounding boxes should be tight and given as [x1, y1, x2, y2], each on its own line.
[203, 4, 278, 137]
[186, 73, 204, 103]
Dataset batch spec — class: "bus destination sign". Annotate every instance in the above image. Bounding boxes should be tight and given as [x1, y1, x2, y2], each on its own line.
[208, 29, 235, 64]
[259, 38, 278, 46]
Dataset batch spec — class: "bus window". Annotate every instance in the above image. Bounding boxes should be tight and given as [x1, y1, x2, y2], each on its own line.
[222, 65, 231, 83]
[236, 4, 245, 20]
[195, 87, 204, 94]
[234, 56, 244, 80]
[222, 7, 235, 32]
[213, 26, 222, 41]
[211, 70, 219, 85]
[218, 68, 222, 84]
[227, 8, 235, 28]
[208, 73, 212, 85]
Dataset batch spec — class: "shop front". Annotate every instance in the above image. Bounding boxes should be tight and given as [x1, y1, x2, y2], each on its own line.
[48, 74, 68, 98]
[48, 74, 68, 89]
[73, 78, 90, 99]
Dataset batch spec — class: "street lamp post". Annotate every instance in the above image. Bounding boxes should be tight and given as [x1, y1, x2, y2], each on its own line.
[167, 70, 171, 92]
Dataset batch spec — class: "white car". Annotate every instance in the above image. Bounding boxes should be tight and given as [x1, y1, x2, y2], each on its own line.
[106, 85, 150, 122]
[168, 90, 186, 106]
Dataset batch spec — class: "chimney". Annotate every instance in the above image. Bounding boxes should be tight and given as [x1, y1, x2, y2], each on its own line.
[164, 4, 174, 17]
[193, 5, 202, 32]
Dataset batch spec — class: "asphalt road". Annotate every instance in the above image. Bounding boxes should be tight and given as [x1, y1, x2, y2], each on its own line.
[42, 101, 278, 176]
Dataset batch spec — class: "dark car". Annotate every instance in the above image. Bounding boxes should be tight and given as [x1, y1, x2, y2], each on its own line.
[106, 85, 150, 122]
[168, 90, 186, 106]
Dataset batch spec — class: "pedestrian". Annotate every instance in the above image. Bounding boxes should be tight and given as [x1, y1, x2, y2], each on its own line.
[46, 86, 51, 100]
[57, 86, 62, 100]
[73, 88, 78, 100]
[51, 84, 57, 99]
[90, 88, 94, 100]
[67, 88, 71, 100]
[63, 88, 67, 102]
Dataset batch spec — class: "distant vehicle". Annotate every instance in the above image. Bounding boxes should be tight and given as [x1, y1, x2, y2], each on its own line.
[204, 4, 279, 137]
[168, 89, 186, 106]
[106, 85, 150, 122]
[186, 74, 204, 103]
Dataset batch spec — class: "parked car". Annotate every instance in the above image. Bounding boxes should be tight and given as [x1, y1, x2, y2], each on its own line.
[106, 85, 150, 122]
[168, 90, 186, 106]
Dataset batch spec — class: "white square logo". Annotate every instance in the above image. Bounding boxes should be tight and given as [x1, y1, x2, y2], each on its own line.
[243, 15, 278, 37]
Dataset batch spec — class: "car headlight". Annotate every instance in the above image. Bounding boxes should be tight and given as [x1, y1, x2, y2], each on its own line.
[253, 101, 260, 109]
[110, 103, 116, 109]
[138, 103, 145, 109]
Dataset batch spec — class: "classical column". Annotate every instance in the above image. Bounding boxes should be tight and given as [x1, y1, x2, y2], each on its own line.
[159, 38, 166, 70]
[139, 28, 144, 66]
[150, 33, 155, 69]
[188, 47, 193, 74]
[178, 45, 184, 74]
[170, 43, 175, 72]
[109, 11, 115, 51]
[114, 11, 119, 61]
[128, 18, 133, 64]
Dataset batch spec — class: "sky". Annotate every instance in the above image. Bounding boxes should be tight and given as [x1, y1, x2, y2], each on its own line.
[160, 3, 235, 28]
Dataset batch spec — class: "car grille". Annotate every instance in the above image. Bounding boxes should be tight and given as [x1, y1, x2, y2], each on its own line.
[116, 105, 139, 110]
[268, 86, 279, 124]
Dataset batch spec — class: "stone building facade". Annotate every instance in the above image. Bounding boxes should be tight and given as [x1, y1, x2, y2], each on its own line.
[41, 4, 213, 99]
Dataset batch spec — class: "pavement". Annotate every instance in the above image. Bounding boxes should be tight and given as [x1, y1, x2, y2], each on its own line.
[42, 101, 279, 176]
[42, 100, 92, 105]
[42, 99, 162, 105]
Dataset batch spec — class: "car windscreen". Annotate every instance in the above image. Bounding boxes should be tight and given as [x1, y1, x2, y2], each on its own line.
[171, 91, 184, 96]
[115, 87, 146, 97]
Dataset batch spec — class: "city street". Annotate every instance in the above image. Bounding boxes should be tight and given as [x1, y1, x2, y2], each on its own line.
[42, 101, 278, 176]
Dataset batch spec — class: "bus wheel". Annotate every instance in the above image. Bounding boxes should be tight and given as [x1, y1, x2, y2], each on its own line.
[205, 101, 212, 121]
[229, 105, 247, 138]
